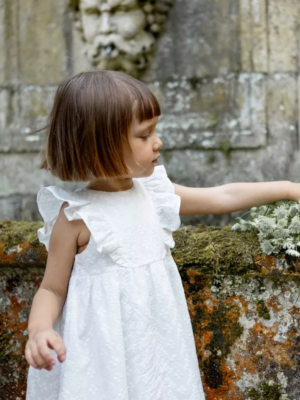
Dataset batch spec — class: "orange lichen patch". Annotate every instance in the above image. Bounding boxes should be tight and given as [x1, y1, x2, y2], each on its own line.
[235, 352, 258, 375]
[182, 272, 245, 399]
[0, 241, 46, 268]
[254, 253, 299, 276]
[181, 268, 300, 398]
[216, 288, 300, 397]
[240, 302, 300, 371]
[266, 296, 281, 313]
[186, 269, 202, 283]
[200, 347, 245, 400]
[254, 255, 276, 275]
[204, 364, 243, 400]
[195, 331, 213, 356]
[0, 294, 30, 400]
[242, 321, 295, 371]
[238, 296, 252, 315]
[228, 351, 257, 388]
[0, 267, 44, 400]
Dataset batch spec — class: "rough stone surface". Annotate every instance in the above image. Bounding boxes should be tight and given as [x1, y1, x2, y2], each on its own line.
[240, 0, 268, 72]
[0, 153, 80, 197]
[268, 0, 299, 74]
[18, 0, 68, 85]
[1, 0, 300, 224]
[2, 222, 300, 399]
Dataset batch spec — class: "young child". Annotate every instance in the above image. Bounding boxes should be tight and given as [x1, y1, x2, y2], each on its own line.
[25, 70, 299, 400]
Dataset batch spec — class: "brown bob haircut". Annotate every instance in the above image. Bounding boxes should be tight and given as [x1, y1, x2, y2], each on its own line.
[40, 70, 161, 181]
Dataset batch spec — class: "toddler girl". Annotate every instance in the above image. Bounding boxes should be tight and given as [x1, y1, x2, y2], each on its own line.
[25, 70, 299, 400]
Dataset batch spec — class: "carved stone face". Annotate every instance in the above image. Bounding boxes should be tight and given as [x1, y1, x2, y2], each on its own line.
[70, 0, 173, 76]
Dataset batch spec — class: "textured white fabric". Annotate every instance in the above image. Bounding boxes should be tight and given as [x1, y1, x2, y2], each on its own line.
[26, 165, 206, 400]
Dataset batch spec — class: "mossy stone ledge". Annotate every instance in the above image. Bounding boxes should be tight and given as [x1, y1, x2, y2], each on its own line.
[1, 221, 300, 399]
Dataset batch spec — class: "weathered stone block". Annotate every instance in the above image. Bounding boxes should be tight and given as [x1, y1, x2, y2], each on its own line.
[240, 0, 268, 73]
[156, 74, 266, 150]
[140, 10, 176, 83]
[18, 0, 67, 84]
[0, 86, 57, 152]
[1, 222, 300, 398]
[0, 194, 42, 221]
[268, 0, 299, 73]
[0, 0, 19, 85]
[71, 21, 92, 76]
[1, 0, 300, 228]
[170, 0, 240, 78]
[0, 154, 80, 196]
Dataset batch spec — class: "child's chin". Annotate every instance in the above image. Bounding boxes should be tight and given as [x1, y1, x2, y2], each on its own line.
[139, 168, 155, 178]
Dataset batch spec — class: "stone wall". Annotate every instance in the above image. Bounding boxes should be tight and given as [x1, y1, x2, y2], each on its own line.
[1, 0, 300, 224]
[1, 220, 300, 399]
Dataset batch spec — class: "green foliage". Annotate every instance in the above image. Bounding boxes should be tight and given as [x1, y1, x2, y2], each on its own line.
[232, 200, 300, 257]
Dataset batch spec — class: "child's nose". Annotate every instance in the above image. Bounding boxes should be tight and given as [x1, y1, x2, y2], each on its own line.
[154, 137, 163, 151]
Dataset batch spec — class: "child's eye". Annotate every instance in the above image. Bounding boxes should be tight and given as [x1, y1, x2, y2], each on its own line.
[141, 135, 150, 140]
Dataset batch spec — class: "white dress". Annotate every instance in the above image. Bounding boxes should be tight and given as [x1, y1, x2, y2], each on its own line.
[26, 165, 206, 400]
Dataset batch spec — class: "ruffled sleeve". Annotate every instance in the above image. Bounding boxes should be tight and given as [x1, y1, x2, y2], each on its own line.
[36, 186, 90, 251]
[139, 165, 181, 249]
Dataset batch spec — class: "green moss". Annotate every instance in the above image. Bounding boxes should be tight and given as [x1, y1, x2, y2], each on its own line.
[248, 382, 282, 400]
[173, 224, 262, 276]
[206, 303, 244, 356]
[208, 114, 219, 127]
[219, 139, 232, 163]
[0, 221, 284, 278]
[0, 220, 43, 252]
[0, 307, 29, 397]
[248, 388, 261, 400]
[232, 63, 241, 74]
[207, 153, 216, 164]
[189, 277, 244, 389]
[257, 299, 271, 320]
[189, 77, 201, 90]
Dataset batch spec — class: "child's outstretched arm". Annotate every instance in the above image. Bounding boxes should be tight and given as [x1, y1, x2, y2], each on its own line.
[25, 203, 80, 371]
[173, 180, 295, 215]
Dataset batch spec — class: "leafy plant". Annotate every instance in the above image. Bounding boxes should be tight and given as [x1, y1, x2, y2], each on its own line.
[231, 200, 300, 257]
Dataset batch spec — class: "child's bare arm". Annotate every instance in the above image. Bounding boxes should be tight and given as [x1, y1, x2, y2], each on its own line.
[25, 202, 81, 370]
[173, 181, 294, 215]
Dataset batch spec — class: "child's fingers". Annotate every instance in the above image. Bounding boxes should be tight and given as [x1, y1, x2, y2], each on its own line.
[36, 338, 56, 366]
[30, 342, 48, 369]
[47, 335, 66, 363]
[25, 346, 41, 369]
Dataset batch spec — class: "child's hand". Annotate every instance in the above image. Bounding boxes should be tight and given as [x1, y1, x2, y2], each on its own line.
[25, 329, 66, 371]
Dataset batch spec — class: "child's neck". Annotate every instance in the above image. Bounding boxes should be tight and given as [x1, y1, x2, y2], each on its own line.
[85, 177, 133, 193]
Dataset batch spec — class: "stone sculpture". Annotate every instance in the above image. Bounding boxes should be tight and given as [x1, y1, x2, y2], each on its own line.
[69, 0, 173, 76]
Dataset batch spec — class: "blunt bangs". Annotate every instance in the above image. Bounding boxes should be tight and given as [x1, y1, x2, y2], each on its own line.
[110, 71, 161, 122]
[40, 70, 161, 181]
